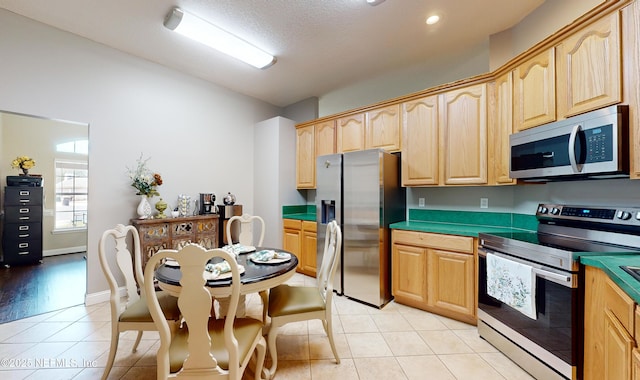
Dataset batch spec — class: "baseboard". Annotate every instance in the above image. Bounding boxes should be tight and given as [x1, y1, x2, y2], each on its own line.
[85, 286, 126, 306]
[43, 245, 87, 257]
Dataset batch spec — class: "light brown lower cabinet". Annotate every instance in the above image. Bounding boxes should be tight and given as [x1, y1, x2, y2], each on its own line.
[282, 219, 317, 277]
[605, 309, 633, 380]
[584, 266, 638, 380]
[633, 348, 640, 380]
[391, 229, 476, 325]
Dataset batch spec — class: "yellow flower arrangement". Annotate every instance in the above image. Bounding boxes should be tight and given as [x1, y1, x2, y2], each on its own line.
[11, 156, 36, 170]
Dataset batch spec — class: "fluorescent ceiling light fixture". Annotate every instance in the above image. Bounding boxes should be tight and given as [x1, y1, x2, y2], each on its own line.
[164, 7, 276, 69]
[426, 15, 440, 25]
[366, 0, 386, 5]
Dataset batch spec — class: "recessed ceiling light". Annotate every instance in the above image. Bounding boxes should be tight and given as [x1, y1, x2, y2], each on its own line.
[367, 0, 386, 6]
[426, 15, 440, 25]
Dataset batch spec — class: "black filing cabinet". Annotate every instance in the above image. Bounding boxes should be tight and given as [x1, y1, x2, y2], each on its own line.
[2, 186, 43, 265]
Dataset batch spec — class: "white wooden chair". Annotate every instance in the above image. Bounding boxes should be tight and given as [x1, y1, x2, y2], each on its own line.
[226, 213, 265, 247]
[144, 244, 266, 380]
[224, 213, 266, 318]
[98, 224, 181, 380]
[266, 220, 342, 378]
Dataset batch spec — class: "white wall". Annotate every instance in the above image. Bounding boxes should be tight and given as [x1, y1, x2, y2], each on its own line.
[318, 42, 490, 117]
[253, 117, 305, 248]
[0, 9, 282, 300]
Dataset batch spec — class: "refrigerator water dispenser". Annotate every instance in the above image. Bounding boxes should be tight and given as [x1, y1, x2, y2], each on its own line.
[321, 200, 335, 224]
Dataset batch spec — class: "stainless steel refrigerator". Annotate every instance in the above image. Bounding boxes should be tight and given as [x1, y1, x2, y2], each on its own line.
[316, 149, 405, 308]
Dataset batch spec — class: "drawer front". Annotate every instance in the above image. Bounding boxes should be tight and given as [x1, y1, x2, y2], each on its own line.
[3, 237, 42, 260]
[283, 218, 302, 230]
[392, 229, 475, 254]
[3, 222, 42, 242]
[4, 187, 43, 206]
[605, 276, 635, 333]
[172, 221, 195, 237]
[302, 220, 317, 232]
[4, 206, 43, 223]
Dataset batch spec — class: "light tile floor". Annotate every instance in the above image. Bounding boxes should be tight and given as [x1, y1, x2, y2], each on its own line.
[0, 273, 535, 379]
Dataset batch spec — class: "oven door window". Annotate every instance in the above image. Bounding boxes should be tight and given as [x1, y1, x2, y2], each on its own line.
[478, 255, 578, 366]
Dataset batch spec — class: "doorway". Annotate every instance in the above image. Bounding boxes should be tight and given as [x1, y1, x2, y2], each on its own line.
[0, 111, 89, 322]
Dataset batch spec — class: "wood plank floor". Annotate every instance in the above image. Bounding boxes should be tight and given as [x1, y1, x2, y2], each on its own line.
[0, 252, 86, 324]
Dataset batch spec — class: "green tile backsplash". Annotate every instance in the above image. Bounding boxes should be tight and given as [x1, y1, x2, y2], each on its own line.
[283, 204, 537, 231]
[408, 209, 536, 231]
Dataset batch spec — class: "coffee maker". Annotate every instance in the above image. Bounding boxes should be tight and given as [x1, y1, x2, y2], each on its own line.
[199, 193, 216, 214]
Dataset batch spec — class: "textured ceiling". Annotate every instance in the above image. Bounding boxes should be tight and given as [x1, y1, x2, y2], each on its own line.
[0, 0, 544, 107]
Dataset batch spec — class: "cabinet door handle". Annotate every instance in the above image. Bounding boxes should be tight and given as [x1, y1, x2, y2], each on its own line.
[19, 226, 29, 231]
[18, 234, 30, 238]
[19, 191, 30, 196]
[18, 251, 29, 255]
[19, 208, 30, 213]
[18, 243, 29, 248]
[19, 217, 30, 220]
[19, 199, 30, 203]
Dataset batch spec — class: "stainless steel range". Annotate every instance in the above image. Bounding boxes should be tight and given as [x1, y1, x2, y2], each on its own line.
[478, 204, 640, 380]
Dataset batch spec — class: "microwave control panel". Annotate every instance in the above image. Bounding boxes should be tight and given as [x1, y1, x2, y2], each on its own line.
[585, 124, 612, 163]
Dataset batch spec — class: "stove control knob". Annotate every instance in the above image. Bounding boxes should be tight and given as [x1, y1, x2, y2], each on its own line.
[617, 211, 631, 220]
[551, 207, 560, 215]
[537, 206, 548, 214]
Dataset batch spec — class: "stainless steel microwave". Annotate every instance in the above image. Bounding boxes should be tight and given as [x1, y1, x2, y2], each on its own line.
[509, 105, 629, 181]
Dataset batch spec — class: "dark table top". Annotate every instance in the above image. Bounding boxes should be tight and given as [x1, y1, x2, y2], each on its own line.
[155, 247, 299, 288]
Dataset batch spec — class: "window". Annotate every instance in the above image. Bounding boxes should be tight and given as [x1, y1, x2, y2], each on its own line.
[54, 160, 88, 231]
[56, 140, 88, 155]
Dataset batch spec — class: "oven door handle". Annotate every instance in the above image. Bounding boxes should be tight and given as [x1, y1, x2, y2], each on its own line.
[532, 267, 572, 284]
[479, 248, 575, 287]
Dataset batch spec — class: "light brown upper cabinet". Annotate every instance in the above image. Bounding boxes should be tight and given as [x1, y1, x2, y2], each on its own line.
[295, 124, 315, 189]
[622, 0, 640, 179]
[557, 12, 622, 118]
[401, 95, 439, 186]
[440, 83, 488, 185]
[491, 72, 516, 185]
[365, 104, 401, 152]
[337, 113, 365, 153]
[514, 48, 556, 131]
[315, 120, 336, 158]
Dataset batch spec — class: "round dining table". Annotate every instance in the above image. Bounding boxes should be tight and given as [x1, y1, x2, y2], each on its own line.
[154, 247, 299, 299]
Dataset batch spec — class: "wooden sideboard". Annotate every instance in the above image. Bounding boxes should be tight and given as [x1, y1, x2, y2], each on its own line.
[131, 214, 219, 270]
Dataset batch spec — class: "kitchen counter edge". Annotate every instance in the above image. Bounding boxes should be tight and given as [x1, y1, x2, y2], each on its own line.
[581, 254, 640, 304]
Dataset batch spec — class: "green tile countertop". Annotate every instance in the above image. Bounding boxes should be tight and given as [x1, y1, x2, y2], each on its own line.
[389, 209, 537, 237]
[389, 220, 517, 237]
[581, 254, 640, 304]
[282, 205, 316, 221]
